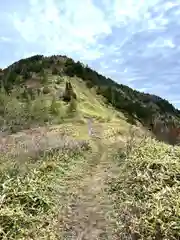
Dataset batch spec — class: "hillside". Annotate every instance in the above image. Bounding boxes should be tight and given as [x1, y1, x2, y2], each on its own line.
[0, 55, 180, 239]
[0, 54, 180, 145]
[1, 54, 180, 127]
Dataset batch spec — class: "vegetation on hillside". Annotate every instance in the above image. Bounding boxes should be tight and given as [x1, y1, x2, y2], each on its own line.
[0, 85, 78, 134]
[0, 54, 180, 239]
[108, 136, 180, 239]
[1, 54, 180, 132]
[0, 144, 90, 239]
[1, 126, 180, 239]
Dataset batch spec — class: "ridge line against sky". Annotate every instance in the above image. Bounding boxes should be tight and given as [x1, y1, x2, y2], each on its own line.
[1, 0, 180, 108]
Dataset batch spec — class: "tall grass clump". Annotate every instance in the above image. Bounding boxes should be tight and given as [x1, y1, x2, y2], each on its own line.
[108, 136, 180, 240]
[0, 90, 67, 133]
[0, 139, 90, 239]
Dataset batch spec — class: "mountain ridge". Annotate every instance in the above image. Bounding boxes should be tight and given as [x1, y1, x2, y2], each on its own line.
[0, 54, 180, 135]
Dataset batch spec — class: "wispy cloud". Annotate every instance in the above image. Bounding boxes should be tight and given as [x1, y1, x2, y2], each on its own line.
[12, 0, 112, 61]
[1, 0, 180, 107]
[0, 36, 12, 42]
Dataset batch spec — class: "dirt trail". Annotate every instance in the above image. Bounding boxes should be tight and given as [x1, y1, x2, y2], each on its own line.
[58, 138, 126, 240]
[0, 123, 127, 239]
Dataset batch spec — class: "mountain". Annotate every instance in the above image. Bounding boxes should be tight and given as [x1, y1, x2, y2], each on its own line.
[0, 54, 180, 136]
[1, 55, 180, 240]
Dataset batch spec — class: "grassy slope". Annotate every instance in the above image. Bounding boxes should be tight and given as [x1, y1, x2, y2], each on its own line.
[0, 58, 180, 239]
[2, 54, 180, 130]
[1, 128, 180, 239]
[108, 138, 180, 239]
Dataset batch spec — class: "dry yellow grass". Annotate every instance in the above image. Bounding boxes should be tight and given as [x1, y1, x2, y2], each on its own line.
[1, 74, 179, 239]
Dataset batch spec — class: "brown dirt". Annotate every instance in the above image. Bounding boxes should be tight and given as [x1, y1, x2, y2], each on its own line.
[57, 138, 126, 240]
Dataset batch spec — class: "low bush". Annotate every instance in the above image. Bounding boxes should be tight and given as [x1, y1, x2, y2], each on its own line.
[108, 137, 180, 239]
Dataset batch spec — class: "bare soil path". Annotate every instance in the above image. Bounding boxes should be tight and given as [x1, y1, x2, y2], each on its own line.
[0, 122, 128, 239]
[57, 137, 126, 240]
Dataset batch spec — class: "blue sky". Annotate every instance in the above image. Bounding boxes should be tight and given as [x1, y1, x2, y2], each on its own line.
[1, 0, 180, 108]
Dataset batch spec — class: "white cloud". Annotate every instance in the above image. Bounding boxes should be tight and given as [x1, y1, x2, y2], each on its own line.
[0, 36, 11, 42]
[12, 0, 113, 61]
[148, 37, 175, 49]
[11, 0, 167, 61]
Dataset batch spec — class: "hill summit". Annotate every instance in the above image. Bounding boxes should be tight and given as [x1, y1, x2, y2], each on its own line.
[0, 54, 180, 142]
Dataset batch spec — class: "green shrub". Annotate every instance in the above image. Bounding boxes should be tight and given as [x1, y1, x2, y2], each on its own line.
[0, 91, 52, 132]
[56, 77, 63, 84]
[52, 67, 59, 75]
[39, 70, 48, 84]
[50, 96, 60, 116]
[29, 97, 49, 123]
[108, 138, 180, 239]
[67, 98, 77, 117]
[42, 86, 51, 94]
